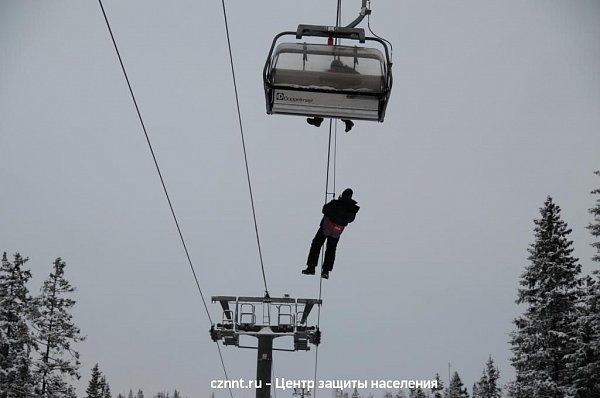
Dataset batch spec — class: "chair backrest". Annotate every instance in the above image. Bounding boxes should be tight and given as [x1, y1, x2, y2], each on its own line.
[270, 43, 387, 93]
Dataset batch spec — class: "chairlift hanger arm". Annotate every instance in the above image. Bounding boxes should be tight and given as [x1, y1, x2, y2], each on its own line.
[294, 0, 372, 38]
[345, 0, 372, 29]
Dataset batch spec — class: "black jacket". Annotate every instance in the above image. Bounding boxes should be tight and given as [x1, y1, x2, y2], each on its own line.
[322, 197, 360, 227]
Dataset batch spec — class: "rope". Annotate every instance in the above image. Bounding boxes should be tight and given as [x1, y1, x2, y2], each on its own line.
[219, 0, 270, 297]
[333, 120, 338, 196]
[97, 3, 233, 397]
[313, 3, 342, 394]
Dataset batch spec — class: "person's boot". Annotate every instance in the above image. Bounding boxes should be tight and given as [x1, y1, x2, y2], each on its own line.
[307, 117, 324, 127]
[302, 267, 316, 275]
[342, 119, 354, 132]
[321, 270, 329, 279]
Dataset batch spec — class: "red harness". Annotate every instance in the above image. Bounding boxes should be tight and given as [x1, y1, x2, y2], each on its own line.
[322, 217, 344, 238]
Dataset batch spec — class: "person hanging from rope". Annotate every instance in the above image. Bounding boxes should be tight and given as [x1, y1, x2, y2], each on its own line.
[302, 188, 360, 279]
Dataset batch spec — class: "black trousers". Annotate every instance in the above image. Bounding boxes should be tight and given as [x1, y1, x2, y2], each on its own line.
[306, 225, 340, 272]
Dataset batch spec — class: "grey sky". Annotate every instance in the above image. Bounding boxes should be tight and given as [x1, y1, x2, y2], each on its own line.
[1, 1, 599, 397]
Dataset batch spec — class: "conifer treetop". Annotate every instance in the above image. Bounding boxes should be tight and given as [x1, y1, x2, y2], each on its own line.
[510, 196, 582, 398]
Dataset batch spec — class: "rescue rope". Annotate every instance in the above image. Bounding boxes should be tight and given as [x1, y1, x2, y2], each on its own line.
[313, 2, 342, 394]
[333, 119, 338, 196]
[97, 3, 234, 397]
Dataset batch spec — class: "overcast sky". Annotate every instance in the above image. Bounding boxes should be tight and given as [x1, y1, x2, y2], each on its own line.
[1, 1, 599, 397]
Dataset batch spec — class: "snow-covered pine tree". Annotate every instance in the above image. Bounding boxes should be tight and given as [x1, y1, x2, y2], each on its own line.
[569, 171, 600, 397]
[34, 257, 85, 397]
[407, 387, 426, 398]
[0, 252, 35, 398]
[40, 374, 77, 398]
[172, 390, 181, 398]
[483, 357, 500, 398]
[128, 390, 134, 398]
[587, 172, 600, 374]
[509, 197, 582, 398]
[447, 371, 469, 398]
[472, 383, 480, 398]
[136, 389, 145, 398]
[590, 171, 600, 263]
[86, 364, 103, 398]
[472, 356, 501, 398]
[117, 394, 125, 398]
[100, 375, 112, 398]
[430, 373, 444, 398]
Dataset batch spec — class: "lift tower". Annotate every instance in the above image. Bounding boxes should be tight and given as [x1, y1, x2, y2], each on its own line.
[210, 295, 322, 398]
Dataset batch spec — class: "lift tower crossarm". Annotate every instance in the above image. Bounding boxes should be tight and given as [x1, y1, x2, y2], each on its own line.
[237, 296, 296, 303]
[209, 295, 323, 398]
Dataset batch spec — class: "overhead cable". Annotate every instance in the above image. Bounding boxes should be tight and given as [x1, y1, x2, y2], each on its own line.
[97, 2, 234, 397]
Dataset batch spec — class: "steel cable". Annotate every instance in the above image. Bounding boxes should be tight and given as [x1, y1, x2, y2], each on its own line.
[97, 2, 234, 397]
[219, 0, 270, 297]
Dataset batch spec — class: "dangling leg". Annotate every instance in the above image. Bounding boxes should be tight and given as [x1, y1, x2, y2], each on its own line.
[341, 119, 354, 132]
[307, 117, 324, 127]
[321, 236, 340, 279]
[304, 225, 325, 275]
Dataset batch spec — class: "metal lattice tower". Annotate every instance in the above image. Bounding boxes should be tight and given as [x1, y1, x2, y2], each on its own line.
[210, 295, 322, 398]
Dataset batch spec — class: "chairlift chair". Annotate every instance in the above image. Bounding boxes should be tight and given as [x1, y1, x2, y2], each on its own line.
[264, 24, 393, 122]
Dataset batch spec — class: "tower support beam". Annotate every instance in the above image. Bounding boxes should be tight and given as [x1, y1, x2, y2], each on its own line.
[256, 335, 274, 398]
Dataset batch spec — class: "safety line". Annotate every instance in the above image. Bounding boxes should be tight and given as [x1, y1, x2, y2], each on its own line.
[324, 120, 335, 203]
[313, 2, 343, 394]
[219, 0, 270, 298]
[312, 121, 334, 394]
[97, 2, 234, 397]
[333, 120, 338, 196]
